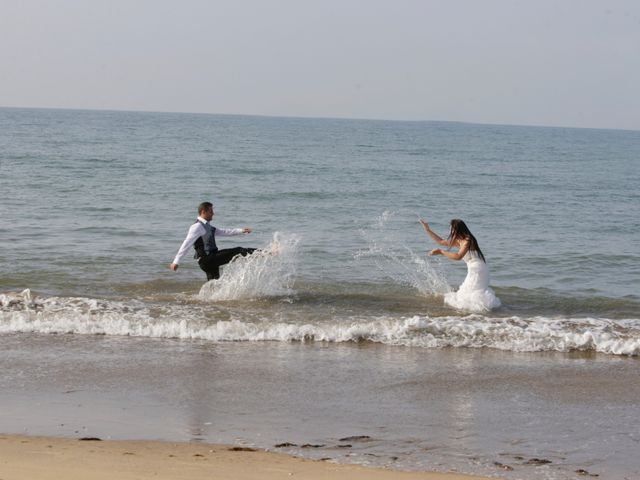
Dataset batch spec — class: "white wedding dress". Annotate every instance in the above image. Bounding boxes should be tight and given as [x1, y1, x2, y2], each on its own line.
[444, 251, 501, 312]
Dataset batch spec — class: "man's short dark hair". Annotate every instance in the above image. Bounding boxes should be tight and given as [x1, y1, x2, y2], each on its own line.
[198, 202, 213, 214]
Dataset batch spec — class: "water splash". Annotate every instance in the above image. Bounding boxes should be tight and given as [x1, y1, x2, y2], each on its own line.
[355, 211, 451, 296]
[198, 232, 300, 301]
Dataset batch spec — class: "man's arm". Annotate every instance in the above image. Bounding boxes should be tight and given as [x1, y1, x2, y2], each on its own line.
[170, 223, 205, 271]
[215, 227, 252, 236]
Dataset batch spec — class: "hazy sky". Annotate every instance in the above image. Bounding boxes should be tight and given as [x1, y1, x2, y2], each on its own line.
[2, 0, 639, 130]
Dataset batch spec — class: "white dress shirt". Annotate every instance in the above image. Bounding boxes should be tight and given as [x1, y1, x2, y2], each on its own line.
[172, 217, 246, 265]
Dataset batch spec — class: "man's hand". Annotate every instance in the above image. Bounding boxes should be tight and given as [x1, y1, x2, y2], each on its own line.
[170, 263, 179, 271]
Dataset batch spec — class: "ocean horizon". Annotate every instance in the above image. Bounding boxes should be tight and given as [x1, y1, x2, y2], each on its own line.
[4, 104, 640, 132]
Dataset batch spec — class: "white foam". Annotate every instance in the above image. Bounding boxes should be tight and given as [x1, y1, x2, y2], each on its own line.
[0, 288, 33, 307]
[198, 232, 300, 301]
[1, 290, 639, 356]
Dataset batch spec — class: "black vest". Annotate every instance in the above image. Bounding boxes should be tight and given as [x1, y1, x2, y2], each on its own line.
[193, 221, 218, 259]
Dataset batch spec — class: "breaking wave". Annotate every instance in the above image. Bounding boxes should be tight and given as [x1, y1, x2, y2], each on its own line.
[1, 289, 639, 356]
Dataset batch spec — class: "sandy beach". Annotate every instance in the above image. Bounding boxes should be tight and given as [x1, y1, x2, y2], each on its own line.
[0, 435, 491, 480]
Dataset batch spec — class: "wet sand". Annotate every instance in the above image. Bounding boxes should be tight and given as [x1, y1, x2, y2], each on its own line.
[0, 435, 488, 480]
[1, 334, 638, 479]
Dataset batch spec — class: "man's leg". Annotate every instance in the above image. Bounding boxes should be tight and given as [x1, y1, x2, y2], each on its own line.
[205, 265, 220, 281]
[198, 258, 220, 280]
[199, 247, 256, 280]
[212, 247, 256, 266]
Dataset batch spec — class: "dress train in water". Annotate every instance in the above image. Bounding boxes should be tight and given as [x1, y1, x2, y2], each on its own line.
[444, 251, 501, 312]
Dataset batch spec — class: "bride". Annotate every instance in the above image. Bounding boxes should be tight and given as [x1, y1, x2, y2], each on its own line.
[420, 218, 501, 312]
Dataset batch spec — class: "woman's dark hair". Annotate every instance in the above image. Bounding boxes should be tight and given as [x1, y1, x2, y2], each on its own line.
[448, 219, 486, 262]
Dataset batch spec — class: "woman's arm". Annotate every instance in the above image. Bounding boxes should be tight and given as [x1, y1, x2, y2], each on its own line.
[430, 239, 470, 261]
[419, 219, 451, 247]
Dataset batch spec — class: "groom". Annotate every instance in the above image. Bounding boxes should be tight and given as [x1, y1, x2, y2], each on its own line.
[169, 202, 256, 280]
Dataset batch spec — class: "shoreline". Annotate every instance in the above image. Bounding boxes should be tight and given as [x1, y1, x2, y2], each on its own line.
[2, 336, 638, 479]
[0, 434, 492, 480]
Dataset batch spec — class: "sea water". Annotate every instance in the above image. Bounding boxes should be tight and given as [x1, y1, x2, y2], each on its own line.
[1, 108, 639, 479]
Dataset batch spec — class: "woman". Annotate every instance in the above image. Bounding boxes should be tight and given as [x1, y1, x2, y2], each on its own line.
[420, 218, 501, 312]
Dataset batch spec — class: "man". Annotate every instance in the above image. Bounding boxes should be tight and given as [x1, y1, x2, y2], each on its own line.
[170, 202, 256, 281]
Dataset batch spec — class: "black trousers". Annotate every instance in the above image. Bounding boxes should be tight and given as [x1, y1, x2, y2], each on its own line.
[198, 247, 257, 281]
